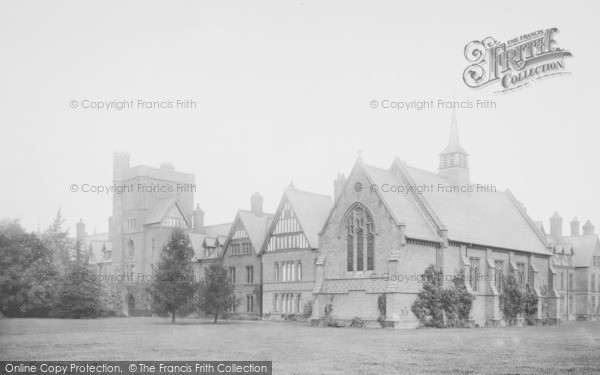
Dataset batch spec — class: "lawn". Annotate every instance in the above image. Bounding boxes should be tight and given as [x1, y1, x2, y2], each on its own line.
[1, 317, 599, 374]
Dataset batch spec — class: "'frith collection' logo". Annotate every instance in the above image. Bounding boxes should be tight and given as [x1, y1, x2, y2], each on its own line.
[463, 28, 573, 93]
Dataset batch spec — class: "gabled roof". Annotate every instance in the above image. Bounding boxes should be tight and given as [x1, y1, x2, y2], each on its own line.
[223, 210, 273, 256]
[564, 235, 600, 267]
[144, 197, 190, 227]
[362, 163, 442, 243]
[204, 223, 232, 237]
[260, 187, 332, 253]
[285, 188, 332, 247]
[216, 235, 228, 246]
[189, 233, 223, 260]
[188, 223, 231, 261]
[393, 160, 551, 255]
[204, 237, 217, 247]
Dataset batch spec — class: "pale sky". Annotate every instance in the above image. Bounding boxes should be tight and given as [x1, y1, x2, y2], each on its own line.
[1, 0, 599, 238]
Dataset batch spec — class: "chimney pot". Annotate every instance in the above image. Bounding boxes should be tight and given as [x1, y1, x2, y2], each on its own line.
[570, 217, 580, 236]
[333, 173, 347, 201]
[251, 192, 263, 217]
[550, 212, 563, 241]
[583, 220, 595, 236]
[193, 205, 205, 233]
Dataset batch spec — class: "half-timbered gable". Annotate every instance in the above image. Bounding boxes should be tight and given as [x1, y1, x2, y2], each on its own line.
[261, 186, 332, 317]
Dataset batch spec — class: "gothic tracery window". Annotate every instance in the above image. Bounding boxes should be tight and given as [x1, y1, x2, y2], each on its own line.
[346, 205, 374, 272]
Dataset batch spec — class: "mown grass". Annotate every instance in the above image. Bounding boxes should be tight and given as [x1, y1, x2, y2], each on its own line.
[1, 317, 599, 374]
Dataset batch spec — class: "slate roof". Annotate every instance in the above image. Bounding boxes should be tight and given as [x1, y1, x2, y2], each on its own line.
[232, 210, 274, 254]
[398, 162, 550, 255]
[188, 224, 231, 260]
[144, 197, 190, 226]
[563, 235, 600, 267]
[283, 187, 333, 249]
[204, 223, 232, 237]
[361, 164, 442, 243]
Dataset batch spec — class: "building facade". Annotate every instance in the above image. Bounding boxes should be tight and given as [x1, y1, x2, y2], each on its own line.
[311, 115, 560, 328]
[260, 185, 332, 318]
[74, 114, 599, 326]
[220, 193, 273, 318]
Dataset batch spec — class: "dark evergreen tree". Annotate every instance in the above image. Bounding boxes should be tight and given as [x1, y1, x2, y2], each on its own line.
[412, 265, 475, 328]
[523, 284, 539, 325]
[499, 273, 524, 325]
[56, 240, 102, 318]
[198, 261, 236, 323]
[147, 228, 196, 324]
[42, 209, 72, 275]
[411, 265, 445, 327]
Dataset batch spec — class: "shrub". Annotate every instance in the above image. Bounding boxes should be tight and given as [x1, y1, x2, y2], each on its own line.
[499, 273, 523, 325]
[377, 294, 386, 327]
[411, 266, 445, 328]
[539, 284, 549, 325]
[302, 300, 313, 319]
[411, 265, 475, 328]
[523, 284, 539, 325]
[350, 317, 364, 327]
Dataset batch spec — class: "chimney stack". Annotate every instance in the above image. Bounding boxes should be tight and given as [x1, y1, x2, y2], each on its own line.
[193, 204, 205, 233]
[570, 217, 580, 236]
[583, 220, 595, 236]
[251, 192, 263, 217]
[76, 218, 86, 241]
[550, 212, 563, 241]
[333, 173, 347, 201]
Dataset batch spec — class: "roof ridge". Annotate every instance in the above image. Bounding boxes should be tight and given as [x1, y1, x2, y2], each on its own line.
[362, 162, 389, 172]
[239, 209, 274, 217]
[203, 222, 232, 228]
[403, 163, 440, 177]
[286, 187, 332, 199]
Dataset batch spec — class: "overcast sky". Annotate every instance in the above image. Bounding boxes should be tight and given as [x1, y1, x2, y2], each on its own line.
[1, 0, 599, 238]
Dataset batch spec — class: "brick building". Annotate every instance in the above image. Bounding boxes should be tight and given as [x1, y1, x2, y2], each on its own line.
[260, 184, 332, 318]
[539, 214, 600, 320]
[78, 153, 227, 315]
[74, 114, 598, 326]
[220, 193, 273, 318]
[311, 114, 560, 327]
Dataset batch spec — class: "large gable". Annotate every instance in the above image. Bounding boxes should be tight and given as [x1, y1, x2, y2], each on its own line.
[223, 210, 273, 256]
[565, 235, 600, 267]
[361, 163, 442, 243]
[263, 187, 332, 253]
[145, 198, 190, 228]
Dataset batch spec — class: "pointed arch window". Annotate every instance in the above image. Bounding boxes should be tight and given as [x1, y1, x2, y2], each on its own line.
[345, 205, 375, 272]
[127, 239, 135, 259]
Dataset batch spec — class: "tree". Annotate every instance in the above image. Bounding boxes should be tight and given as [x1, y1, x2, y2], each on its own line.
[56, 240, 102, 318]
[0, 219, 59, 317]
[412, 265, 475, 328]
[499, 273, 524, 325]
[147, 228, 197, 324]
[41, 209, 72, 275]
[198, 261, 236, 323]
[523, 284, 539, 325]
[411, 265, 445, 327]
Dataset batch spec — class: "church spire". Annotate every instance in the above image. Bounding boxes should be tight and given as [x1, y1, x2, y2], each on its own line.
[439, 110, 470, 186]
[440, 109, 468, 156]
[449, 108, 459, 145]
